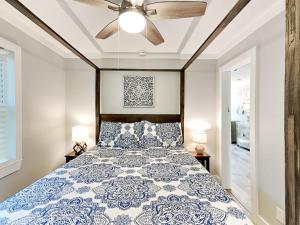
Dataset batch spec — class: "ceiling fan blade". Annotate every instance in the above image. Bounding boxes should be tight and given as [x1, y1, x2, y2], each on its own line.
[146, 1, 207, 19]
[74, 0, 119, 8]
[96, 19, 119, 39]
[142, 18, 164, 45]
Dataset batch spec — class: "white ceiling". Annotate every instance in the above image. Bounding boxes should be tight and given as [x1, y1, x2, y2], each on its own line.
[0, 0, 284, 59]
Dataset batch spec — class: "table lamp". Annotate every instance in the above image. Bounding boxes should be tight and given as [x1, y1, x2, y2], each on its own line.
[72, 126, 89, 155]
[192, 131, 207, 155]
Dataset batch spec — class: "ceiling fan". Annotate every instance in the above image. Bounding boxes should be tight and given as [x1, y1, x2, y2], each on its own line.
[75, 0, 207, 45]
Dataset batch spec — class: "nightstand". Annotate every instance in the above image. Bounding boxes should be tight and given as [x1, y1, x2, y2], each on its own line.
[65, 151, 79, 163]
[193, 153, 211, 172]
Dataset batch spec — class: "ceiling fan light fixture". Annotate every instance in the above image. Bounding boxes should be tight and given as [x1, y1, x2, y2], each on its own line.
[119, 10, 146, 34]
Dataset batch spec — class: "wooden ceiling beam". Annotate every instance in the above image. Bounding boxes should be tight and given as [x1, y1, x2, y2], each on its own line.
[5, 0, 99, 70]
[182, 0, 251, 71]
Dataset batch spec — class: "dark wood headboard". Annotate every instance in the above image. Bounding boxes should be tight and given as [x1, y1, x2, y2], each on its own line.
[95, 69, 185, 144]
[100, 114, 181, 123]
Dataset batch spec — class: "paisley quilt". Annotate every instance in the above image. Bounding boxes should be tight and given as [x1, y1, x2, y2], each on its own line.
[0, 146, 253, 225]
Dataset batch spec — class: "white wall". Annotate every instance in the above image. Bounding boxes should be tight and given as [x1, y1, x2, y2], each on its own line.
[0, 18, 66, 201]
[65, 64, 95, 151]
[101, 70, 180, 114]
[185, 60, 217, 174]
[217, 12, 285, 225]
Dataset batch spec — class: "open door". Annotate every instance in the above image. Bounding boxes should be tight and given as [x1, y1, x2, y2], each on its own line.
[218, 48, 258, 222]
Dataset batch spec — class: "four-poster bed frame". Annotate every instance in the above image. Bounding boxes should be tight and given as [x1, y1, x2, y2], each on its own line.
[4, 0, 299, 224]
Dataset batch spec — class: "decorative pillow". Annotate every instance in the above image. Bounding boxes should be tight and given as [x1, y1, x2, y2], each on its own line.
[141, 121, 183, 148]
[98, 121, 142, 148]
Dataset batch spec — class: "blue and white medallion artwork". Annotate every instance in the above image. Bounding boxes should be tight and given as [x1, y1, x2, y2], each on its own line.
[162, 184, 177, 192]
[0, 145, 253, 225]
[112, 215, 132, 225]
[98, 121, 122, 147]
[100, 122, 142, 149]
[113, 155, 150, 167]
[64, 155, 98, 168]
[96, 148, 125, 158]
[114, 131, 140, 148]
[70, 164, 122, 184]
[166, 153, 200, 165]
[141, 148, 171, 158]
[0, 177, 74, 213]
[123, 75, 154, 108]
[135, 195, 227, 225]
[8, 197, 110, 225]
[179, 173, 232, 203]
[140, 121, 183, 148]
[227, 206, 247, 220]
[93, 176, 160, 210]
[114, 123, 143, 148]
[155, 122, 183, 147]
[138, 163, 188, 182]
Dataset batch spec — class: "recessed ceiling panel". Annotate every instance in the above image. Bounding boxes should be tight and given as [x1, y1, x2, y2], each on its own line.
[20, 0, 101, 55]
[67, 0, 193, 54]
[181, 0, 238, 55]
[203, 0, 284, 56]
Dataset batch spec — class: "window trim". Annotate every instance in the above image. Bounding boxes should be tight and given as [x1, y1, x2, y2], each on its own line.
[0, 36, 22, 179]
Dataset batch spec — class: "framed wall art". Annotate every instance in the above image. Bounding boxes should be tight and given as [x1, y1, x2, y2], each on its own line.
[123, 75, 155, 108]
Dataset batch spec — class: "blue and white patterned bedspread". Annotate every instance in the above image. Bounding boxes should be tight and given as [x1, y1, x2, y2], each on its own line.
[0, 147, 253, 225]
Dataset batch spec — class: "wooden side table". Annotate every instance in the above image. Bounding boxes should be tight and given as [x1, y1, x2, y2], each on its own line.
[193, 153, 211, 172]
[65, 151, 78, 163]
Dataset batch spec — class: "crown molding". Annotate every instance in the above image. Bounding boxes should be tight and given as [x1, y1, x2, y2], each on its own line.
[0, 1, 70, 58]
[57, 0, 104, 55]
[217, 0, 285, 59]
[63, 51, 219, 60]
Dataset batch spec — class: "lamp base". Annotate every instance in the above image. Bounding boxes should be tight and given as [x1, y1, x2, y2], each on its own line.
[73, 142, 87, 155]
[195, 144, 205, 155]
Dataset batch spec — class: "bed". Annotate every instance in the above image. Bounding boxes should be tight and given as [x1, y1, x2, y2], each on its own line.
[0, 110, 253, 225]
[0, 144, 252, 224]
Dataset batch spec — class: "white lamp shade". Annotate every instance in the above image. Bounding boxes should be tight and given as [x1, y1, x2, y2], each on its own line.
[119, 11, 146, 33]
[192, 132, 207, 144]
[72, 126, 89, 143]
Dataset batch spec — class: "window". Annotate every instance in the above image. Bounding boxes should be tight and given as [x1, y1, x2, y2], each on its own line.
[0, 37, 22, 179]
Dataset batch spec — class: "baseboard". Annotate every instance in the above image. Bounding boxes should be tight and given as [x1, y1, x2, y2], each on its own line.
[257, 215, 270, 225]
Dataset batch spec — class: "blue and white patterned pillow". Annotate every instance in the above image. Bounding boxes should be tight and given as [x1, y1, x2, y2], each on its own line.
[141, 121, 183, 148]
[98, 122, 143, 148]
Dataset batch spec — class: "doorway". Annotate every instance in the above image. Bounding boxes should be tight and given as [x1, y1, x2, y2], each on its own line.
[230, 64, 251, 211]
[218, 47, 258, 222]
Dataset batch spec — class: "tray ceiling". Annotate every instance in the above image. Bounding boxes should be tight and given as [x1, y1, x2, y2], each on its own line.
[0, 0, 284, 59]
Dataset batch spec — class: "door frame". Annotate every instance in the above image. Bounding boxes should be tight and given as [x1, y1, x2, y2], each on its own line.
[217, 47, 258, 221]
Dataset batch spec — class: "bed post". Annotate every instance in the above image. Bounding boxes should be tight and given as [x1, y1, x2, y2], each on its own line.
[180, 69, 185, 141]
[285, 0, 300, 224]
[95, 68, 100, 144]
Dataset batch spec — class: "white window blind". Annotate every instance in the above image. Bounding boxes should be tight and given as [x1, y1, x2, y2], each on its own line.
[0, 38, 22, 178]
[0, 54, 8, 163]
